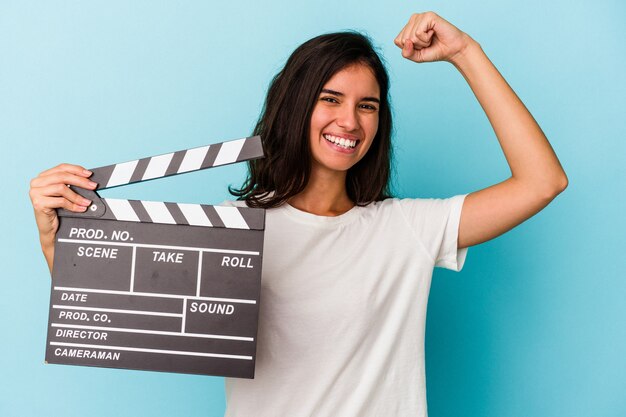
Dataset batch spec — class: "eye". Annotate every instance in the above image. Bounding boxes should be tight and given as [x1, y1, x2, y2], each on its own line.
[320, 96, 339, 104]
[359, 103, 378, 111]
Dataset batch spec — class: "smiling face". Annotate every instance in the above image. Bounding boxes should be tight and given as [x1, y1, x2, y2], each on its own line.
[308, 63, 381, 178]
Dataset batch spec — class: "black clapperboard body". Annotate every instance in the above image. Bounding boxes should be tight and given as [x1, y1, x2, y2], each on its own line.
[45, 136, 264, 378]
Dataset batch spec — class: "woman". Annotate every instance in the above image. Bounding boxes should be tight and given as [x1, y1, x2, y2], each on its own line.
[29, 12, 567, 417]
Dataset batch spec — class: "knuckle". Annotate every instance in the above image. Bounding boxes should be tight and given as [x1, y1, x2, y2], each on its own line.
[59, 172, 72, 183]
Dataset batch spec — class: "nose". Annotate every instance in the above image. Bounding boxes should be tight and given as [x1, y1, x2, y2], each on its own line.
[336, 105, 360, 131]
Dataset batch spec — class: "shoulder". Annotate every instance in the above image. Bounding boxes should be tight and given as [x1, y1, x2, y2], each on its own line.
[353, 198, 406, 224]
[366, 195, 467, 225]
[360, 196, 437, 213]
[391, 194, 468, 212]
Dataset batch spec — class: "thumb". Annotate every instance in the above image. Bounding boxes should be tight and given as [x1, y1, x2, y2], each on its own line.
[402, 39, 414, 58]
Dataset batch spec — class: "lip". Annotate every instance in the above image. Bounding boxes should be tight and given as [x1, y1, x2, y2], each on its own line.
[322, 133, 360, 154]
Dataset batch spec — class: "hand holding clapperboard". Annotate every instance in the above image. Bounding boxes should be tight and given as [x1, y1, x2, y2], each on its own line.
[45, 136, 265, 378]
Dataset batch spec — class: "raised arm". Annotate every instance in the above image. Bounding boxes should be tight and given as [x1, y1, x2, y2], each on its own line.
[395, 12, 568, 249]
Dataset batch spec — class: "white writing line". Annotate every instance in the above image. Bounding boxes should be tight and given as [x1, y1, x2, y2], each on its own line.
[57, 238, 260, 255]
[196, 251, 203, 297]
[181, 298, 187, 333]
[49, 342, 252, 360]
[130, 246, 136, 292]
[51, 323, 254, 342]
[54, 286, 256, 304]
[53, 305, 182, 317]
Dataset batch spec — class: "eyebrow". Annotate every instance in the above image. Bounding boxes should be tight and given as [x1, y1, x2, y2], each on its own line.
[320, 88, 380, 104]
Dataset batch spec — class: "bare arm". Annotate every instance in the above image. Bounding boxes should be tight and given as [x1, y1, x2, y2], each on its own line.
[395, 12, 568, 249]
[450, 39, 567, 248]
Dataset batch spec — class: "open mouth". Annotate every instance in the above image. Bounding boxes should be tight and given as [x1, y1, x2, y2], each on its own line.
[323, 134, 360, 150]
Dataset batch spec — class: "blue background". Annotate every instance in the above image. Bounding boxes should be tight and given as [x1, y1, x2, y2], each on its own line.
[1, 1, 624, 416]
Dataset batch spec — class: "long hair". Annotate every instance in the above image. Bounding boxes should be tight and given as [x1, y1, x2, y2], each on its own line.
[229, 31, 394, 208]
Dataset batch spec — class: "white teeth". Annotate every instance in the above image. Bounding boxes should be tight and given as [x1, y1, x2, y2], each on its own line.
[324, 134, 357, 149]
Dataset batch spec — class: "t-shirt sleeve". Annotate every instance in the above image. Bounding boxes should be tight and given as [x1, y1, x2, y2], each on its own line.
[397, 194, 469, 272]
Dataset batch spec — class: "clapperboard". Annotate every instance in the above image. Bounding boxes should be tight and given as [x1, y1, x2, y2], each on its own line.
[45, 136, 265, 378]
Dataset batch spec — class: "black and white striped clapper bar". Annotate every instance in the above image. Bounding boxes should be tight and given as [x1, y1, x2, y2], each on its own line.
[45, 136, 265, 378]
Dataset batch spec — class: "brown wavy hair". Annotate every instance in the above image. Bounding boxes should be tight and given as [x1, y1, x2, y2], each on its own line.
[229, 31, 394, 208]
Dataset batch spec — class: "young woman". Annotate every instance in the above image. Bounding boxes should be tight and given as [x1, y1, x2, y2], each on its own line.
[29, 12, 567, 417]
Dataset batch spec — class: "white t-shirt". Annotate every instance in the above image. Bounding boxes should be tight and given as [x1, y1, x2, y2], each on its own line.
[222, 194, 468, 417]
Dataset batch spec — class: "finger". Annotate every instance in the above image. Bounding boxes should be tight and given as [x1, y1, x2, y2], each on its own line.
[394, 22, 410, 48]
[414, 29, 434, 47]
[403, 40, 428, 63]
[31, 171, 98, 190]
[38, 163, 92, 178]
[402, 14, 422, 47]
[394, 35, 403, 48]
[396, 13, 420, 48]
[418, 13, 438, 39]
[34, 196, 89, 213]
[31, 183, 92, 207]
[394, 26, 404, 48]
[409, 16, 434, 48]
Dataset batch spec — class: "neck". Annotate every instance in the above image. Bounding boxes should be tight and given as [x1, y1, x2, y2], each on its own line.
[288, 167, 354, 216]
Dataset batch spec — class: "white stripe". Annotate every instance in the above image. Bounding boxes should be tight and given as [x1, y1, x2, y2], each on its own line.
[54, 286, 257, 304]
[142, 201, 176, 224]
[105, 199, 140, 222]
[49, 342, 253, 360]
[56, 238, 260, 256]
[214, 206, 249, 229]
[53, 305, 182, 317]
[142, 153, 174, 180]
[178, 203, 212, 226]
[51, 323, 254, 342]
[178, 145, 210, 173]
[213, 137, 246, 166]
[107, 160, 139, 187]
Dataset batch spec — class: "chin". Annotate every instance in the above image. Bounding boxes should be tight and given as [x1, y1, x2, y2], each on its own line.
[312, 158, 358, 174]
